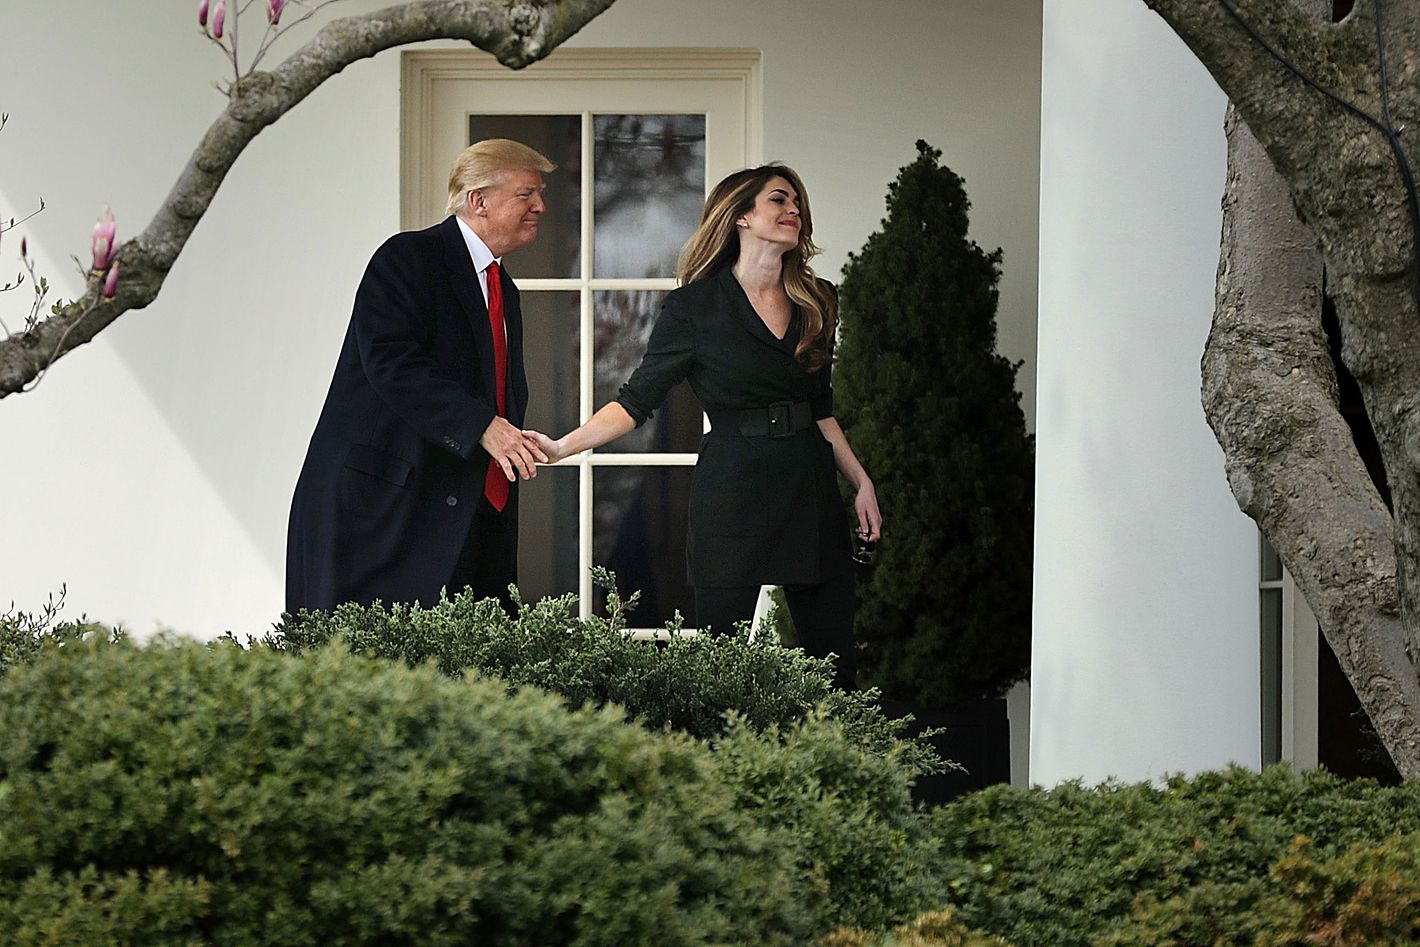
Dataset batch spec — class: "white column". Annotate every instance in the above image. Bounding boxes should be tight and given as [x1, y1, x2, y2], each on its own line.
[1031, 0, 1260, 785]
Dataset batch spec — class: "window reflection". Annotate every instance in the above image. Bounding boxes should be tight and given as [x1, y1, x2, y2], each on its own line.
[591, 466, 695, 627]
[468, 114, 582, 277]
[518, 466, 579, 605]
[593, 290, 701, 454]
[593, 114, 706, 278]
[519, 291, 581, 438]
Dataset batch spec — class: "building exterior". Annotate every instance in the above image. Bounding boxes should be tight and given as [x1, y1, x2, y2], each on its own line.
[3, 0, 1309, 784]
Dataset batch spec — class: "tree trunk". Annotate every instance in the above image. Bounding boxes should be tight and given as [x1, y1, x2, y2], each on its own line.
[1152, 0, 1420, 774]
[1206, 101, 1420, 776]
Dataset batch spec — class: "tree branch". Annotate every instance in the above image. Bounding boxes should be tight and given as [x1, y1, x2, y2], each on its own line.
[0, 0, 616, 397]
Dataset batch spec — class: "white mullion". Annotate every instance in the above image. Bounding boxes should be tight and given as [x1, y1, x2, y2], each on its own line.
[578, 110, 596, 619]
[515, 278, 583, 290]
[585, 278, 678, 291]
[585, 453, 698, 466]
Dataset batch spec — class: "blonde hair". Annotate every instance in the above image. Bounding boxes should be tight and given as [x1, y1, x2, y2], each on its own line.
[446, 139, 556, 216]
[677, 164, 837, 371]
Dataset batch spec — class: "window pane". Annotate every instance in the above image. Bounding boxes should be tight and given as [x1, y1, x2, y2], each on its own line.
[1260, 532, 1283, 582]
[591, 466, 695, 628]
[593, 290, 702, 453]
[1260, 587, 1284, 766]
[468, 114, 582, 278]
[593, 114, 706, 278]
[520, 291, 581, 437]
[518, 465, 579, 605]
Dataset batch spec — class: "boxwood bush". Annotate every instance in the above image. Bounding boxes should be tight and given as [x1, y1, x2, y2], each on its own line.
[264, 576, 944, 777]
[0, 636, 815, 945]
[931, 765, 1420, 946]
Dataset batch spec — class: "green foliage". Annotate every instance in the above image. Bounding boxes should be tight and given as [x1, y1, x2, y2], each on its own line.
[263, 578, 945, 777]
[0, 636, 817, 945]
[835, 140, 1033, 706]
[0, 587, 119, 678]
[1110, 832, 1420, 946]
[824, 910, 1011, 947]
[930, 765, 1420, 946]
[1260, 833, 1420, 945]
[713, 712, 946, 932]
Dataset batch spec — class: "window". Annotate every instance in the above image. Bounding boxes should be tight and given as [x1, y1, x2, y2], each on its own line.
[1258, 530, 1319, 769]
[402, 49, 761, 631]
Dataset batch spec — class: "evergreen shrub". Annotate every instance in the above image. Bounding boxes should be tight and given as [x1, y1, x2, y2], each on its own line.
[265, 577, 945, 776]
[713, 713, 946, 933]
[835, 140, 1034, 706]
[931, 765, 1420, 946]
[1105, 833, 1420, 946]
[0, 637, 814, 945]
[824, 910, 1009, 947]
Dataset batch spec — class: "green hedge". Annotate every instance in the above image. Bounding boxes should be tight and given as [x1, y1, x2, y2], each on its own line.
[0, 628, 954, 941]
[0, 637, 814, 945]
[931, 765, 1420, 946]
[264, 579, 944, 777]
[825, 910, 1009, 946]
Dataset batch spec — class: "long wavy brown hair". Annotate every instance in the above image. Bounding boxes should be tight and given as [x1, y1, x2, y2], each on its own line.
[676, 164, 837, 371]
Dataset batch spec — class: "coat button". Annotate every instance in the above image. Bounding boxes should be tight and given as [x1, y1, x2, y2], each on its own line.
[446, 495, 458, 507]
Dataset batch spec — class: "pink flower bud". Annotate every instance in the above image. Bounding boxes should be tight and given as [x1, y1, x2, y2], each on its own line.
[266, 0, 286, 25]
[198, 0, 209, 27]
[91, 206, 116, 272]
[102, 260, 120, 299]
[213, 0, 226, 39]
[20, 236, 27, 258]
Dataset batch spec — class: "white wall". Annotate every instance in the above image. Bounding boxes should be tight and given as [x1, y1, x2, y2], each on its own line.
[0, 1, 1040, 640]
[1031, 0, 1260, 784]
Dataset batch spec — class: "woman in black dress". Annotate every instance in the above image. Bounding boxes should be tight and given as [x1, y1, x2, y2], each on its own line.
[526, 164, 881, 688]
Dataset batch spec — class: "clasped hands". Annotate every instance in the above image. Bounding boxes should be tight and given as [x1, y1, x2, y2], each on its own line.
[478, 418, 570, 483]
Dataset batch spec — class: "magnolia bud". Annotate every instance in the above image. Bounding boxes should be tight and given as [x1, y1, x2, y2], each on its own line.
[213, 0, 226, 39]
[20, 236, 27, 258]
[103, 260, 120, 299]
[266, 0, 286, 26]
[198, 0, 209, 27]
[91, 206, 116, 272]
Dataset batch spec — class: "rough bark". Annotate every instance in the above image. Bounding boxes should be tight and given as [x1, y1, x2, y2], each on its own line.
[1208, 104, 1420, 775]
[0, 0, 616, 397]
[1148, 0, 1420, 774]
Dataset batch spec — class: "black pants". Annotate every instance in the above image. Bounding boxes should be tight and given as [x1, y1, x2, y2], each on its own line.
[695, 570, 857, 691]
[448, 490, 519, 613]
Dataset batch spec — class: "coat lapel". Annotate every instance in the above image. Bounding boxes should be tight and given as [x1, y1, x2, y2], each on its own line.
[440, 216, 498, 403]
[717, 266, 796, 350]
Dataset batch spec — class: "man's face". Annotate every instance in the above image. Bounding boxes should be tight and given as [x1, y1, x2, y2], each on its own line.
[468, 169, 546, 257]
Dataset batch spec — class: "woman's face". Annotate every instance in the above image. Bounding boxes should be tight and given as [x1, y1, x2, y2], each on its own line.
[737, 176, 803, 249]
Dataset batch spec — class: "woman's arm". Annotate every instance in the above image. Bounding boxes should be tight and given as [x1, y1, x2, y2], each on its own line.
[816, 416, 882, 541]
[525, 401, 637, 464]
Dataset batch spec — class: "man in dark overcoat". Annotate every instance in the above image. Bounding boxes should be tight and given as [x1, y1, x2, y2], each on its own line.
[286, 139, 552, 613]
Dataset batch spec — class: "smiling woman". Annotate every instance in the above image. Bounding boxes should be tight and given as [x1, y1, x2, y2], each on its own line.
[524, 164, 880, 691]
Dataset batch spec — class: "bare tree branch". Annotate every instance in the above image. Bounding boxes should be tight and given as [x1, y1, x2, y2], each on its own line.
[0, 0, 616, 397]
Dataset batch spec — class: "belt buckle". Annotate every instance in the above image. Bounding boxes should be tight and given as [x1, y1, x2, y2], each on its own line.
[766, 401, 792, 438]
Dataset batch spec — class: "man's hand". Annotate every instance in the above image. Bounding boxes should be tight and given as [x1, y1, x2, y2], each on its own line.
[481, 416, 548, 482]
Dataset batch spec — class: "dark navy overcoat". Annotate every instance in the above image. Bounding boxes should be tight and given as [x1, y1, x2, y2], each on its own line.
[286, 216, 528, 612]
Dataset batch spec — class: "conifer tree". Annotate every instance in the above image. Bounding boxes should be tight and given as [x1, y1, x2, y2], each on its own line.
[836, 141, 1034, 707]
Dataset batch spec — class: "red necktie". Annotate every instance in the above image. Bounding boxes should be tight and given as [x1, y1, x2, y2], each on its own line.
[483, 260, 510, 511]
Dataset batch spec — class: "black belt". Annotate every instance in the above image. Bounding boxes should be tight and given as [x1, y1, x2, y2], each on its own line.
[708, 401, 814, 438]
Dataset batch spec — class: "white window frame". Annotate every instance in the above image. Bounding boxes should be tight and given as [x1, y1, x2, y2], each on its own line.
[401, 48, 762, 634]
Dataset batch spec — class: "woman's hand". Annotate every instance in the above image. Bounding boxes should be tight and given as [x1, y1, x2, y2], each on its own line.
[855, 480, 882, 542]
[523, 430, 565, 464]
